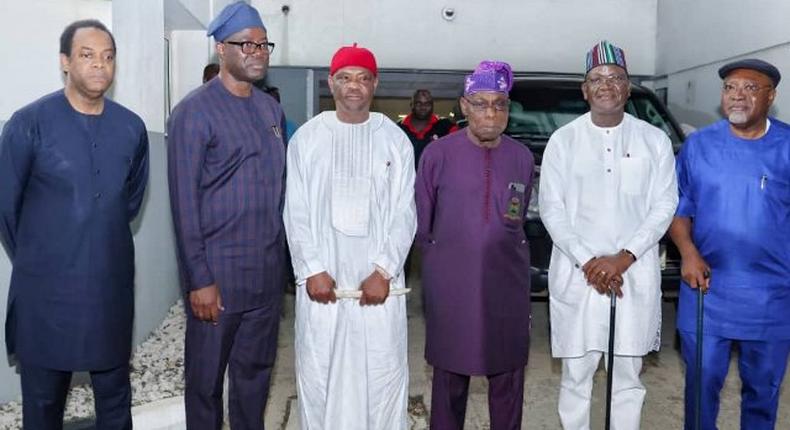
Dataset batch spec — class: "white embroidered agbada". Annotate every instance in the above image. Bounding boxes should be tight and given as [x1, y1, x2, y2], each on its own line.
[539, 112, 678, 358]
[284, 111, 416, 430]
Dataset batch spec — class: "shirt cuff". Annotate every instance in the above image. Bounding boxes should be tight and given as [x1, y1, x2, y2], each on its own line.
[675, 198, 696, 218]
[375, 265, 392, 280]
[569, 243, 595, 268]
[188, 265, 215, 291]
[373, 256, 398, 280]
[298, 260, 328, 284]
[623, 238, 650, 260]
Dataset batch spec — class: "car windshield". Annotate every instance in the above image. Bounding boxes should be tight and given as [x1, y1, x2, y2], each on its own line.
[506, 84, 683, 148]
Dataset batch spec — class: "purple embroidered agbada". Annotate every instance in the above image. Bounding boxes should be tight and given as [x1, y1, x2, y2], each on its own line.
[416, 129, 535, 375]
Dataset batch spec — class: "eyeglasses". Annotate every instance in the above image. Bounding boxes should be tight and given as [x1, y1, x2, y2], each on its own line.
[722, 82, 773, 95]
[225, 40, 275, 55]
[463, 96, 510, 113]
[586, 74, 629, 87]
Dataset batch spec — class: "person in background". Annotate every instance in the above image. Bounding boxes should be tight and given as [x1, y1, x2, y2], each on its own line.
[398, 89, 456, 281]
[203, 63, 219, 83]
[263, 86, 298, 141]
[398, 88, 457, 166]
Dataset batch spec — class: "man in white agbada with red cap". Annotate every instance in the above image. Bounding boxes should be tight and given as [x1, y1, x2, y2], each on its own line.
[284, 43, 416, 429]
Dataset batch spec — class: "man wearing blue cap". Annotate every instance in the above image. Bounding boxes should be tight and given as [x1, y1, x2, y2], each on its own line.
[669, 58, 790, 429]
[540, 41, 678, 429]
[167, 2, 287, 428]
[416, 60, 535, 429]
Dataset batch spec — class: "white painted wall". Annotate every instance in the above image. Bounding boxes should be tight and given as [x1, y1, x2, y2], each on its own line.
[177, 0, 212, 26]
[656, 0, 790, 126]
[0, 0, 112, 121]
[253, 0, 659, 75]
[170, 30, 214, 106]
[176, 0, 242, 28]
[113, 0, 168, 133]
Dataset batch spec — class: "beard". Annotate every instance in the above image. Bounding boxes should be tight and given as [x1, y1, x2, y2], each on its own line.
[728, 111, 749, 125]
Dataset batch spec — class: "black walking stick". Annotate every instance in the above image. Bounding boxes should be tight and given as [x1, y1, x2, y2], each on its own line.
[605, 289, 617, 430]
[695, 270, 711, 430]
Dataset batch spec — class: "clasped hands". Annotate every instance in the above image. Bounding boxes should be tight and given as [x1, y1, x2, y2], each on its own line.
[306, 270, 390, 306]
[582, 251, 635, 298]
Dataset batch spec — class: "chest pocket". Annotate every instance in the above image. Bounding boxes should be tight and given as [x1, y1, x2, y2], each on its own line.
[501, 181, 527, 230]
[620, 157, 650, 195]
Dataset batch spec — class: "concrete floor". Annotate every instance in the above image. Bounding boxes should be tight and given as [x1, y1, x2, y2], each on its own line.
[262, 277, 790, 429]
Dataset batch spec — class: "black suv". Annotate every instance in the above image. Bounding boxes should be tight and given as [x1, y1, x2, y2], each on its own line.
[503, 75, 685, 295]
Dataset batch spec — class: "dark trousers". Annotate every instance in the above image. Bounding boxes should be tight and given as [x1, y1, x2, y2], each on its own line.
[680, 331, 790, 430]
[184, 301, 281, 430]
[20, 363, 131, 430]
[430, 366, 525, 430]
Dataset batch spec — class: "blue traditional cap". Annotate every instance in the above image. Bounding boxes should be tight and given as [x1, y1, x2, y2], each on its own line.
[718, 58, 781, 87]
[464, 61, 513, 95]
[586, 40, 627, 74]
[207, 1, 266, 42]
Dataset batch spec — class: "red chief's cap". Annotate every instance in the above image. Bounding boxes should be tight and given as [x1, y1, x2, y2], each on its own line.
[330, 43, 377, 76]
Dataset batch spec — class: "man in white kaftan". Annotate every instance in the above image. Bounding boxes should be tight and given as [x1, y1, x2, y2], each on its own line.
[283, 44, 416, 430]
[539, 41, 678, 429]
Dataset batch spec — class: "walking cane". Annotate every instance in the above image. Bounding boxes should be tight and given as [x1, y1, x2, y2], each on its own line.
[695, 270, 711, 430]
[605, 288, 617, 430]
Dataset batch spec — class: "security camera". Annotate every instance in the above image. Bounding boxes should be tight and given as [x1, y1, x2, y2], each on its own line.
[281, 5, 290, 14]
[441, 7, 455, 21]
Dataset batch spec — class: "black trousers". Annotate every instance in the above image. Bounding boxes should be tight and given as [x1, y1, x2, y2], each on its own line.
[20, 362, 131, 430]
[184, 301, 281, 430]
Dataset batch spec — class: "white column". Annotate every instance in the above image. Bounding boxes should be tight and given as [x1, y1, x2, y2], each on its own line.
[113, 0, 166, 133]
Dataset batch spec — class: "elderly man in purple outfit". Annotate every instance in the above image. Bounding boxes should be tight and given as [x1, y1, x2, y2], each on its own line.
[416, 61, 535, 430]
[167, 2, 287, 428]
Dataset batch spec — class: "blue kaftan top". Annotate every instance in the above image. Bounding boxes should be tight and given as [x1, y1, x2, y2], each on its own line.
[0, 91, 149, 369]
[676, 119, 790, 340]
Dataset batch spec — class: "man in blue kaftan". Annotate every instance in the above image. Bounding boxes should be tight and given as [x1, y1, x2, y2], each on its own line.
[670, 59, 790, 430]
[0, 20, 148, 429]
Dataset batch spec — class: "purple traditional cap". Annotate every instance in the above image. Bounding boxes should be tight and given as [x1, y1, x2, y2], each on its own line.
[585, 40, 627, 74]
[464, 61, 513, 95]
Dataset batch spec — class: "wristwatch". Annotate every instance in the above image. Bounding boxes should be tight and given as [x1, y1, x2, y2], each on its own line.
[621, 249, 637, 262]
